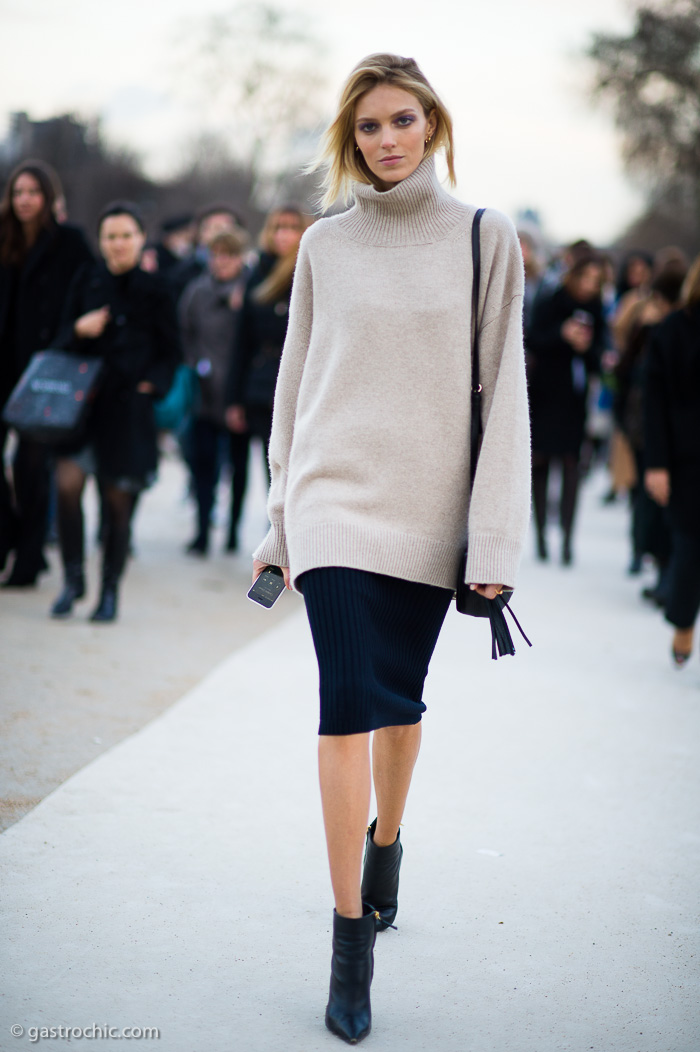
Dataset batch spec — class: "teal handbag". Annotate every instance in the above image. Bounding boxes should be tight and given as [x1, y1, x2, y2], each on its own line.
[153, 365, 198, 431]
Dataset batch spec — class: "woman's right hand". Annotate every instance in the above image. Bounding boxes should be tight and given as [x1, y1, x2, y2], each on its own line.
[253, 559, 292, 590]
[645, 468, 671, 507]
[561, 317, 593, 353]
[74, 306, 110, 339]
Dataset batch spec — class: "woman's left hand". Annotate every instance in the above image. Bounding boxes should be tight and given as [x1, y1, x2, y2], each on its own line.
[469, 583, 505, 600]
[253, 559, 292, 590]
[136, 381, 156, 394]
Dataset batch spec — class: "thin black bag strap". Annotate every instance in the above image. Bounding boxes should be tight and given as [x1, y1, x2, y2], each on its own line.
[470, 207, 486, 489]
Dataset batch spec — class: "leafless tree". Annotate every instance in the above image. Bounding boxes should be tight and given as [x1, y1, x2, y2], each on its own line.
[171, 2, 328, 201]
[587, 0, 700, 231]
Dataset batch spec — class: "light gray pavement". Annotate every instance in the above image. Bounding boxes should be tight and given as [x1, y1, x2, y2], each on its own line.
[1, 475, 699, 1052]
[0, 447, 297, 831]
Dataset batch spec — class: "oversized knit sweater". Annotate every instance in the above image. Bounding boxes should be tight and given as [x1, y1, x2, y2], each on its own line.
[253, 156, 531, 591]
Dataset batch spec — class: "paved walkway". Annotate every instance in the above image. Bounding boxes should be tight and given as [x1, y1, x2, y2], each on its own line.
[1, 477, 699, 1051]
[0, 448, 294, 831]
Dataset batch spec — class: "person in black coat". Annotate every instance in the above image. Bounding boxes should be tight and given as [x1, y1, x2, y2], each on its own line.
[644, 256, 700, 666]
[526, 254, 607, 564]
[0, 159, 93, 585]
[51, 201, 181, 622]
[225, 206, 309, 466]
[179, 228, 250, 555]
[613, 268, 684, 585]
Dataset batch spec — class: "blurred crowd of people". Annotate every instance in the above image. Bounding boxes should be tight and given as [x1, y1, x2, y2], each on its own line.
[521, 228, 700, 666]
[0, 158, 307, 621]
[1, 156, 699, 665]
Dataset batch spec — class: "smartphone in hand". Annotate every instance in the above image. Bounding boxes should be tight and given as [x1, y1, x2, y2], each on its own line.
[247, 565, 286, 608]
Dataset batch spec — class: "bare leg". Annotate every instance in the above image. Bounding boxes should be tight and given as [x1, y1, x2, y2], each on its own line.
[672, 627, 694, 657]
[318, 733, 371, 919]
[372, 723, 422, 846]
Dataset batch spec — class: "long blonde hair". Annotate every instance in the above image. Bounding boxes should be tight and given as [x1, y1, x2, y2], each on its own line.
[253, 206, 312, 305]
[310, 53, 456, 211]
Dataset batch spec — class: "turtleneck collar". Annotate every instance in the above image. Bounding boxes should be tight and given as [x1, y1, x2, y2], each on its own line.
[338, 156, 466, 247]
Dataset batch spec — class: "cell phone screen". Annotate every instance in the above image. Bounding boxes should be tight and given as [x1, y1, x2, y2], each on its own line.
[247, 566, 286, 608]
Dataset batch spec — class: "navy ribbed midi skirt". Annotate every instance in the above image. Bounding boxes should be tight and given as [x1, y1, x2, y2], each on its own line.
[299, 567, 453, 736]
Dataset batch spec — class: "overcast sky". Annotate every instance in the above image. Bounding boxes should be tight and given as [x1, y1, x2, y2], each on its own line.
[1, 0, 645, 244]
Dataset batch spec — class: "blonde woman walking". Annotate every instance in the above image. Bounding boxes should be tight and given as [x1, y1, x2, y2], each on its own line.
[252, 54, 531, 1043]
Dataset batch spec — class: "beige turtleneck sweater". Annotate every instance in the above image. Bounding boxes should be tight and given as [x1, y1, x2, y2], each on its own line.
[253, 157, 531, 591]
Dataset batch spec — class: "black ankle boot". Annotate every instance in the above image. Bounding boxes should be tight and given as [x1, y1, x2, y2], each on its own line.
[361, 818, 402, 932]
[90, 579, 118, 622]
[50, 564, 85, 618]
[325, 906, 376, 1045]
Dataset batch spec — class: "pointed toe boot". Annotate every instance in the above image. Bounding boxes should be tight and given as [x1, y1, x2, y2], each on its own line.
[361, 818, 402, 932]
[325, 906, 376, 1045]
[50, 564, 85, 618]
[90, 583, 118, 623]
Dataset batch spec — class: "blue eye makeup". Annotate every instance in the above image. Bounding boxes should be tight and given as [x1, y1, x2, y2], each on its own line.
[356, 112, 418, 134]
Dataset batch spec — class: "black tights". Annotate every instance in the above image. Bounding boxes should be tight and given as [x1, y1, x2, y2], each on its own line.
[56, 459, 135, 581]
[532, 453, 581, 556]
[0, 426, 50, 576]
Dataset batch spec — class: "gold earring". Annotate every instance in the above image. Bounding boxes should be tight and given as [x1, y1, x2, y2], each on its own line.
[354, 144, 359, 152]
[425, 135, 432, 145]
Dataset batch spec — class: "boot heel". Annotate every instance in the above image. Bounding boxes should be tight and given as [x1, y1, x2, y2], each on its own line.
[361, 818, 402, 932]
[325, 906, 376, 1045]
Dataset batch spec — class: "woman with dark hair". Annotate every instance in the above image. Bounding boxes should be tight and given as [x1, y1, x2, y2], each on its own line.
[50, 202, 180, 622]
[225, 206, 311, 467]
[527, 254, 608, 564]
[0, 159, 92, 585]
[615, 249, 653, 305]
[644, 254, 700, 666]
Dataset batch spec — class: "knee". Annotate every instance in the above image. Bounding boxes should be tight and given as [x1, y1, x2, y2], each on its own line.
[56, 478, 83, 503]
[374, 724, 419, 746]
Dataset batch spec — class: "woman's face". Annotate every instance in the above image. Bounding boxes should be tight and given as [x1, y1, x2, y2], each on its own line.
[572, 263, 603, 302]
[209, 249, 242, 283]
[99, 214, 146, 274]
[271, 212, 303, 258]
[627, 256, 652, 289]
[12, 172, 46, 226]
[354, 84, 436, 192]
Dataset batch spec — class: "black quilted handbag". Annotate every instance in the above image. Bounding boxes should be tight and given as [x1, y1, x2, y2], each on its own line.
[456, 209, 532, 659]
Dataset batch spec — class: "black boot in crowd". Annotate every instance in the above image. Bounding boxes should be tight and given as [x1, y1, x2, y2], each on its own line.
[51, 562, 85, 618]
[89, 502, 132, 623]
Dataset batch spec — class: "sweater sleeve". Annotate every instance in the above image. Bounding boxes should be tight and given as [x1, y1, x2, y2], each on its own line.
[252, 238, 313, 568]
[465, 211, 531, 589]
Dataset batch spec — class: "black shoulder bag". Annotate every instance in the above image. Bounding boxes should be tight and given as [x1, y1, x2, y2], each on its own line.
[455, 207, 532, 660]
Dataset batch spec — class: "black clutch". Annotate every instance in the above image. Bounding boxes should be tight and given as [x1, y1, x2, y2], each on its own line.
[2, 349, 103, 444]
[458, 208, 532, 660]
